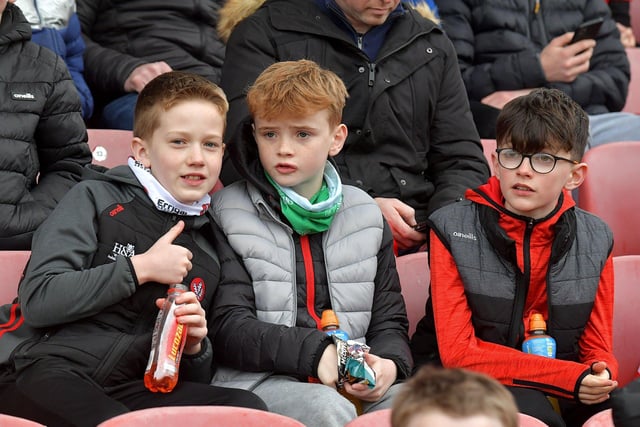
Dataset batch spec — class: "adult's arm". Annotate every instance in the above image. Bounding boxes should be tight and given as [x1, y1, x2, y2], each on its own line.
[439, 0, 629, 113]
[76, 0, 145, 94]
[424, 36, 490, 215]
[30, 55, 91, 214]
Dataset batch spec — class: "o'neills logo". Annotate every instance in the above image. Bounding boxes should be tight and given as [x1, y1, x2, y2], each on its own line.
[11, 92, 36, 101]
[453, 231, 477, 241]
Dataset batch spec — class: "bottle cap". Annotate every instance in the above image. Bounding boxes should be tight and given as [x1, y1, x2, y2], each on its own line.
[320, 310, 340, 329]
[529, 313, 547, 332]
[170, 284, 189, 292]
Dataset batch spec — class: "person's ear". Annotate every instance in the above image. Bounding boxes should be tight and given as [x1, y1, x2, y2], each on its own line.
[131, 137, 151, 168]
[328, 123, 348, 157]
[492, 151, 501, 180]
[564, 162, 587, 191]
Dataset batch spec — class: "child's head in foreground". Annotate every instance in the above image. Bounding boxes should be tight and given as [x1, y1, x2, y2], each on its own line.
[131, 71, 228, 205]
[245, 59, 349, 199]
[494, 88, 588, 219]
[392, 366, 519, 427]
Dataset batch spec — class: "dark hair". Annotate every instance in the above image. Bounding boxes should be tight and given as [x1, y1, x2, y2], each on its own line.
[392, 366, 519, 427]
[496, 88, 589, 160]
[133, 71, 228, 140]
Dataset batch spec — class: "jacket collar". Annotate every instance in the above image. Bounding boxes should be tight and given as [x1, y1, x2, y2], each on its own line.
[467, 176, 577, 263]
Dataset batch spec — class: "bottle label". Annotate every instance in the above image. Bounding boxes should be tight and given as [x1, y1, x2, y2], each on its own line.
[523, 336, 556, 358]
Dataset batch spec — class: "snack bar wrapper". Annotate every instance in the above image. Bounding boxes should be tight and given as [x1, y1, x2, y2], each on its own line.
[333, 336, 376, 389]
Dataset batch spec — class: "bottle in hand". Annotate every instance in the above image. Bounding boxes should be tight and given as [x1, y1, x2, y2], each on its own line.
[144, 284, 189, 393]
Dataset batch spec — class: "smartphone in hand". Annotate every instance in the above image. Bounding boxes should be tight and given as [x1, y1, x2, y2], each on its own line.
[570, 17, 604, 44]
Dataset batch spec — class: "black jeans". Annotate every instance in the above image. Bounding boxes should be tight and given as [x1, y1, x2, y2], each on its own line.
[10, 362, 266, 427]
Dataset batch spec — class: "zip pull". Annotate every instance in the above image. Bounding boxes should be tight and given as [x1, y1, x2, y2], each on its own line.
[534, 0, 540, 14]
[368, 63, 376, 87]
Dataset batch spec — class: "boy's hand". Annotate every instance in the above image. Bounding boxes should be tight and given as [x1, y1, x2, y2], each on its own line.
[131, 221, 193, 285]
[317, 344, 339, 387]
[155, 291, 207, 355]
[343, 353, 397, 402]
[374, 197, 426, 250]
[578, 362, 617, 405]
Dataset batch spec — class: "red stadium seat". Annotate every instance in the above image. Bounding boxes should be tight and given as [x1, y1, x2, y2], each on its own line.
[622, 48, 640, 114]
[582, 409, 614, 427]
[0, 414, 45, 426]
[87, 128, 134, 169]
[96, 406, 305, 427]
[344, 409, 391, 427]
[578, 141, 640, 256]
[396, 251, 430, 336]
[612, 255, 640, 387]
[0, 251, 30, 304]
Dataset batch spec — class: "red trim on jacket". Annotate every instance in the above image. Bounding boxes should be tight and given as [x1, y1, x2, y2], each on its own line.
[301, 235, 321, 329]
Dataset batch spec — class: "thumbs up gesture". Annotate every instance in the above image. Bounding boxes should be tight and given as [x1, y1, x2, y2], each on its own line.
[131, 221, 194, 285]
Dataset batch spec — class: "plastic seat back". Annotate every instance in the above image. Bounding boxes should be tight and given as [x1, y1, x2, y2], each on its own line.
[0, 414, 46, 426]
[96, 406, 305, 427]
[344, 408, 391, 427]
[578, 141, 640, 256]
[396, 251, 430, 336]
[622, 48, 640, 114]
[612, 255, 640, 387]
[0, 251, 31, 304]
[518, 413, 549, 426]
[87, 129, 134, 169]
[582, 409, 614, 427]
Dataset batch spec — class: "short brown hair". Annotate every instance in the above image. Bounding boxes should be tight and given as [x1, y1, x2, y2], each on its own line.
[496, 88, 589, 160]
[133, 71, 229, 140]
[246, 59, 348, 127]
[392, 366, 519, 427]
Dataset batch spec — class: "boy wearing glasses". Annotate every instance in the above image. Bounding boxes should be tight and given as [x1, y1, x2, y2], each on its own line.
[411, 88, 617, 427]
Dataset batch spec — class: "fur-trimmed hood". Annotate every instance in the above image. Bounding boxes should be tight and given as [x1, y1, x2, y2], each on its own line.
[217, 0, 439, 43]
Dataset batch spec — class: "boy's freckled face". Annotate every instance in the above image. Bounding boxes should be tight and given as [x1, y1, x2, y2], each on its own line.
[494, 148, 578, 219]
[253, 109, 346, 199]
[136, 100, 225, 204]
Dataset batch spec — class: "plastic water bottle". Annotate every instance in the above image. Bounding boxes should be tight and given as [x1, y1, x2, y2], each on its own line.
[522, 313, 556, 358]
[144, 284, 189, 393]
[320, 309, 349, 341]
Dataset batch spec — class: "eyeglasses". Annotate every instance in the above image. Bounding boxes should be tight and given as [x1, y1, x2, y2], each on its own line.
[495, 148, 578, 174]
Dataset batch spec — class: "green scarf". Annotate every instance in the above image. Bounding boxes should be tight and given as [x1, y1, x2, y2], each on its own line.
[266, 162, 343, 235]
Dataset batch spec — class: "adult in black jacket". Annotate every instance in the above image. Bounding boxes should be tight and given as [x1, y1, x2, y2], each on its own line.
[0, 1, 91, 250]
[76, 0, 226, 130]
[218, 0, 490, 252]
[435, 0, 640, 144]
